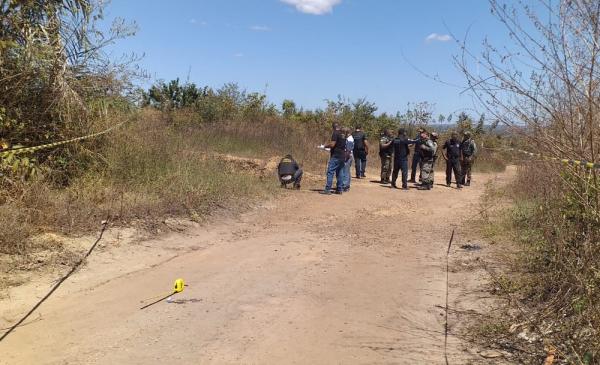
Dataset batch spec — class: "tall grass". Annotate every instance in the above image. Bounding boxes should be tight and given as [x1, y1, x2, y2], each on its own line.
[0, 105, 333, 256]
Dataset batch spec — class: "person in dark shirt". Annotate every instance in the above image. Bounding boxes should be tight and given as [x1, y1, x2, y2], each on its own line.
[381, 128, 416, 190]
[277, 154, 303, 190]
[409, 128, 425, 183]
[352, 126, 369, 178]
[442, 132, 463, 188]
[320, 123, 347, 195]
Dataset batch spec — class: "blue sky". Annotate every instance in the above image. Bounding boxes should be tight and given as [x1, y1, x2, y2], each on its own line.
[103, 0, 510, 116]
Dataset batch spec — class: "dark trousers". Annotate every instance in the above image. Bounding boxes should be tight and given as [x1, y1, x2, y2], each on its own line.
[392, 158, 409, 188]
[446, 158, 462, 186]
[354, 150, 367, 177]
[410, 153, 422, 181]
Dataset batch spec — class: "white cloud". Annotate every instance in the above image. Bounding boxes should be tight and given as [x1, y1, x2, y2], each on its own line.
[234, 53, 244, 58]
[250, 25, 271, 32]
[190, 19, 208, 26]
[425, 33, 452, 43]
[281, 0, 342, 15]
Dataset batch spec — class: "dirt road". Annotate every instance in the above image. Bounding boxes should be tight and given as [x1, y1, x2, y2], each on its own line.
[0, 168, 513, 364]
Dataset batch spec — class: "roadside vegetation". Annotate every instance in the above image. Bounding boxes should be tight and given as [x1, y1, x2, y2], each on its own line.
[459, 1, 600, 363]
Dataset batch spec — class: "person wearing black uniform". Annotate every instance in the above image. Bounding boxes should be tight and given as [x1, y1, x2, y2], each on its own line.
[409, 128, 425, 183]
[277, 154, 303, 189]
[442, 132, 463, 188]
[321, 123, 347, 195]
[381, 128, 416, 190]
[352, 126, 369, 178]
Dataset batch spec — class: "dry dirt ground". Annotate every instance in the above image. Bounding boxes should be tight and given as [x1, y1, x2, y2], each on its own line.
[0, 167, 516, 365]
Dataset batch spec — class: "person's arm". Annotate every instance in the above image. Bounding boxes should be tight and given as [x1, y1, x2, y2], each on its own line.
[364, 139, 369, 155]
[441, 143, 448, 161]
[324, 134, 337, 149]
[472, 141, 478, 156]
[381, 140, 393, 148]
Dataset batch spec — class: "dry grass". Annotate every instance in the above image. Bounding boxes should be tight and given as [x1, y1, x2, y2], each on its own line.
[466, 164, 600, 364]
[1, 109, 306, 257]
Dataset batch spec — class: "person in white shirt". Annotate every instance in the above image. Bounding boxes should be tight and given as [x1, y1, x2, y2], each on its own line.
[342, 127, 354, 192]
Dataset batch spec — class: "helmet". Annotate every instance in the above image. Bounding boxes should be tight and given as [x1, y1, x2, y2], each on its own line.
[430, 132, 438, 140]
[463, 131, 472, 137]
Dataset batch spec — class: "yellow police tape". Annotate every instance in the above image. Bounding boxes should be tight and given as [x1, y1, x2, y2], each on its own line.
[482, 147, 600, 170]
[0, 120, 129, 158]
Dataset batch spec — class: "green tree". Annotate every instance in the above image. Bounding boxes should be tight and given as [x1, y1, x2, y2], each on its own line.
[282, 99, 297, 118]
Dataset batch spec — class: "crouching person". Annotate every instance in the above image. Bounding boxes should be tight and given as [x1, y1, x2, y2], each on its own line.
[278, 154, 303, 190]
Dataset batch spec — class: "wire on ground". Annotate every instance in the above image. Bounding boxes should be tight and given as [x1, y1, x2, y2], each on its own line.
[444, 229, 455, 365]
[0, 220, 109, 343]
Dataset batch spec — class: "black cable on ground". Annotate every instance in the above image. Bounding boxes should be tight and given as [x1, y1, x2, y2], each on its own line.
[0, 220, 109, 343]
[139, 292, 176, 310]
[444, 229, 455, 365]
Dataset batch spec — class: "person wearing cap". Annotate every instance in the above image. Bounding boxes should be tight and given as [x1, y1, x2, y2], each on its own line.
[442, 131, 463, 189]
[277, 154, 303, 189]
[460, 131, 477, 186]
[409, 127, 425, 183]
[418, 131, 437, 190]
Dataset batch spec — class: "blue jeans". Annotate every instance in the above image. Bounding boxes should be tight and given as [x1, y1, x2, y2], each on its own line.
[325, 157, 345, 192]
[354, 151, 367, 177]
[343, 158, 353, 190]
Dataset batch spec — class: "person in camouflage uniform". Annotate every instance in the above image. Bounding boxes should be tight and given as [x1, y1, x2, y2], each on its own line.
[378, 128, 394, 184]
[460, 131, 477, 186]
[418, 131, 437, 190]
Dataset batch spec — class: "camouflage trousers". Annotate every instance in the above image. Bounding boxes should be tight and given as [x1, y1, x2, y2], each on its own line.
[460, 157, 474, 185]
[380, 155, 392, 182]
[421, 159, 435, 185]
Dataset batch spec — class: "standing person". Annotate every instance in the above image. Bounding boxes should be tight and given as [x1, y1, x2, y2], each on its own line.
[342, 127, 354, 192]
[442, 132, 463, 189]
[382, 128, 416, 190]
[409, 128, 425, 183]
[352, 125, 369, 178]
[418, 131, 437, 190]
[320, 123, 347, 195]
[277, 154, 303, 190]
[378, 128, 394, 184]
[460, 131, 477, 186]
